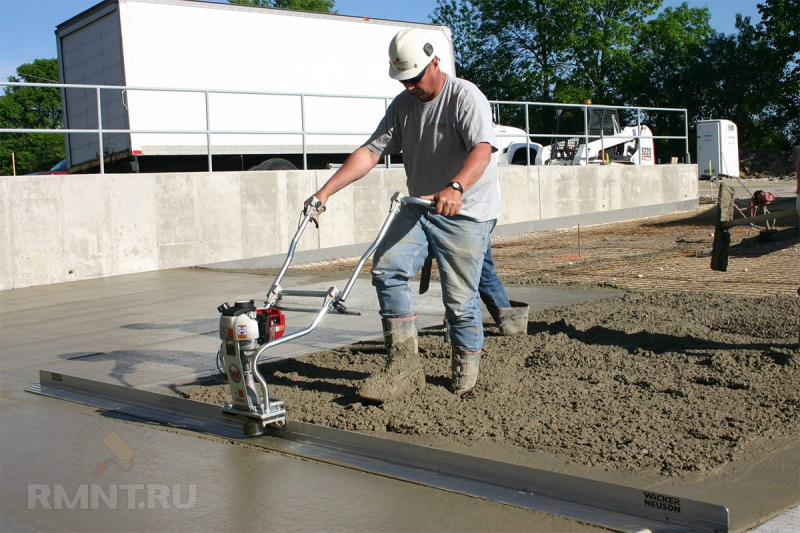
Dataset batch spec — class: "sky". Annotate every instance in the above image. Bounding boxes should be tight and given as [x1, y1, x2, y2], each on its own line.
[0, 0, 763, 81]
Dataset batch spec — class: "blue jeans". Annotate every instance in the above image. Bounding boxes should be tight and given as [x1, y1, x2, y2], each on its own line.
[371, 204, 492, 352]
[479, 220, 511, 312]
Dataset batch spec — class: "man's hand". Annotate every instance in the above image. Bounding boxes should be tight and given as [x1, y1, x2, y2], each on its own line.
[423, 142, 491, 216]
[304, 194, 327, 219]
[430, 186, 462, 216]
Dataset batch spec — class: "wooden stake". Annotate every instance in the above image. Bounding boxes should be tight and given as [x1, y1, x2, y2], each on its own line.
[710, 183, 734, 272]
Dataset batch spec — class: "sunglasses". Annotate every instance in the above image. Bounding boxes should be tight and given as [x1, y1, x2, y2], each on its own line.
[401, 62, 429, 86]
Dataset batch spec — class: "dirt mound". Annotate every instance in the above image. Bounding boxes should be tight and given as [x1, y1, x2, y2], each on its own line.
[739, 147, 798, 179]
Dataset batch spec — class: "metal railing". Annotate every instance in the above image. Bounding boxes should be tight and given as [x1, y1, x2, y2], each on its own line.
[1, 81, 394, 173]
[1, 81, 689, 173]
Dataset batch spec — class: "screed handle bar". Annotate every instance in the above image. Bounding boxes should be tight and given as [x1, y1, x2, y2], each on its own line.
[337, 192, 434, 302]
[266, 193, 433, 306]
[252, 193, 433, 416]
[400, 195, 435, 209]
[265, 197, 324, 305]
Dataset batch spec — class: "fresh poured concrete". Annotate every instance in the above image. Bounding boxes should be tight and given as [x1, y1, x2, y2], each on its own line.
[1, 268, 620, 532]
[1, 268, 796, 532]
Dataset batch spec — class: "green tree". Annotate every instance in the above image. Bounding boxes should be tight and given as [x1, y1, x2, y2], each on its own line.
[434, 0, 661, 104]
[623, 3, 713, 106]
[228, 0, 336, 12]
[433, 0, 666, 134]
[433, 0, 578, 105]
[749, 0, 799, 147]
[433, 0, 798, 150]
[620, 3, 715, 160]
[0, 58, 65, 176]
[560, 0, 661, 103]
[680, 0, 799, 150]
[478, 0, 576, 103]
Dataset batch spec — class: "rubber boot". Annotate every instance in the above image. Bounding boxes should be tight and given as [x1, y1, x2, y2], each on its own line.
[487, 300, 529, 336]
[450, 348, 482, 395]
[357, 316, 425, 403]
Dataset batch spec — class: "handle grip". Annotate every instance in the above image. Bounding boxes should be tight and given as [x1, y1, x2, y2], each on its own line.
[303, 196, 324, 215]
[399, 195, 435, 209]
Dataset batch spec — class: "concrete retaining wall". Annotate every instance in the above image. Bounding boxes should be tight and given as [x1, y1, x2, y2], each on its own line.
[0, 165, 698, 290]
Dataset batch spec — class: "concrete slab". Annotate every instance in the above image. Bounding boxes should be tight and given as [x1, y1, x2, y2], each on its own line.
[1, 268, 620, 532]
[746, 506, 800, 532]
[1, 397, 596, 533]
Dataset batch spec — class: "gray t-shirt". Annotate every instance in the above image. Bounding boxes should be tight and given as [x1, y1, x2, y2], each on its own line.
[364, 74, 501, 222]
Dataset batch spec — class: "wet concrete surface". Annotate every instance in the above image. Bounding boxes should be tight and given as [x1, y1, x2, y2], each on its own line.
[4, 195, 799, 532]
[1, 268, 618, 532]
[2, 396, 600, 533]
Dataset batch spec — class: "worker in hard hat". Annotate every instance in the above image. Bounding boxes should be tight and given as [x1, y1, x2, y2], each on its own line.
[308, 28, 500, 401]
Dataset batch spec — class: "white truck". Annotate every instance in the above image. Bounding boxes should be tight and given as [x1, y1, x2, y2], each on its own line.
[56, 0, 485, 173]
[501, 107, 655, 166]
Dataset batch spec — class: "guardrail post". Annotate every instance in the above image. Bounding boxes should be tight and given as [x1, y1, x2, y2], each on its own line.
[684, 109, 690, 163]
[582, 104, 589, 165]
[205, 91, 213, 171]
[636, 108, 642, 165]
[300, 94, 308, 170]
[524, 103, 531, 165]
[96, 87, 105, 174]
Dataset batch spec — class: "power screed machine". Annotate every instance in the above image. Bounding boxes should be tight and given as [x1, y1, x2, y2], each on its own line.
[216, 192, 433, 434]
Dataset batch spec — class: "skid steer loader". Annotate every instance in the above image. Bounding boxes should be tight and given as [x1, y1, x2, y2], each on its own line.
[502, 107, 655, 166]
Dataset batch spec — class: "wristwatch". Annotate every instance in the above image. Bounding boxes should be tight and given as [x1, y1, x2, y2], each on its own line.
[446, 181, 464, 193]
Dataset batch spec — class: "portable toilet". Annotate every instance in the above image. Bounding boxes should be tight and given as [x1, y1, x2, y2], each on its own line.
[696, 119, 739, 179]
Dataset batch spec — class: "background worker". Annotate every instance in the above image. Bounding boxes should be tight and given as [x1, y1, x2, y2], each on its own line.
[308, 28, 500, 401]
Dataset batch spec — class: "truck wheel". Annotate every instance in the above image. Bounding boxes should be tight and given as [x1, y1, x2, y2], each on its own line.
[249, 158, 298, 171]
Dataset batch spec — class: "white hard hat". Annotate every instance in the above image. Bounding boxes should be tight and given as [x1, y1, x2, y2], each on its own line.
[388, 29, 435, 81]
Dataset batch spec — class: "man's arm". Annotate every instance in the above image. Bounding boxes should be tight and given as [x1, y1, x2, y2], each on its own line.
[431, 142, 492, 216]
[312, 146, 382, 207]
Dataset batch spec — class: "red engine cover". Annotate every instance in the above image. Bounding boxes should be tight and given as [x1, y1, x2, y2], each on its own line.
[256, 307, 285, 341]
[753, 190, 775, 206]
